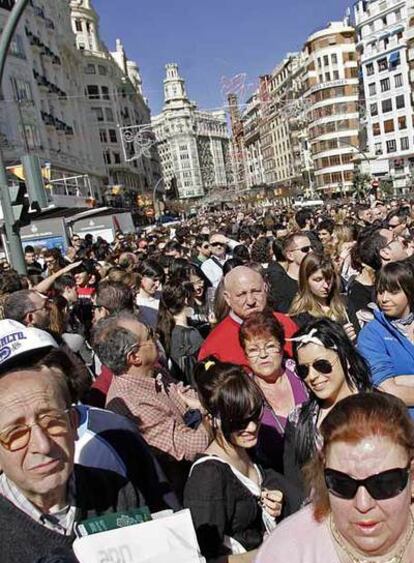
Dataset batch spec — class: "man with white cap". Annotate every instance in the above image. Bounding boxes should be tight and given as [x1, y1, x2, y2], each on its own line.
[0, 319, 169, 562]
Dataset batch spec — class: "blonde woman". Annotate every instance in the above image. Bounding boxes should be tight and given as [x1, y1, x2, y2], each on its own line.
[289, 252, 358, 341]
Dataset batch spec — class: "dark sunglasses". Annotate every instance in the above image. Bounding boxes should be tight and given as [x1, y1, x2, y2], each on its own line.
[293, 245, 311, 254]
[296, 357, 338, 380]
[324, 465, 410, 500]
[226, 404, 264, 433]
[211, 242, 225, 247]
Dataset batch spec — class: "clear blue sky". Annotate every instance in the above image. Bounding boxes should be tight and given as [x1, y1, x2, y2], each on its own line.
[98, 0, 353, 115]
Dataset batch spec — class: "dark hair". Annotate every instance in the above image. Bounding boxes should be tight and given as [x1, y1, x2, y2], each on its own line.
[137, 258, 165, 284]
[157, 281, 194, 355]
[95, 280, 134, 314]
[163, 240, 183, 256]
[376, 261, 414, 312]
[232, 244, 250, 263]
[24, 245, 35, 254]
[223, 257, 243, 276]
[53, 275, 76, 295]
[239, 311, 285, 351]
[250, 238, 271, 264]
[317, 218, 335, 235]
[292, 318, 371, 467]
[194, 357, 263, 444]
[0, 270, 24, 296]
[386, 206, 410, 225]
[295, 209, 313, 229]
[272, 238, 285, 262]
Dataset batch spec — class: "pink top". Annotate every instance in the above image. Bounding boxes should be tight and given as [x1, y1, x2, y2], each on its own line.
[255, 505, 339, 563]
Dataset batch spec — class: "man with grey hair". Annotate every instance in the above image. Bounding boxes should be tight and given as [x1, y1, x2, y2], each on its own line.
[199, 266, 297, 367]
[3, 289, 50, 330]
[93, 311, 209, 494]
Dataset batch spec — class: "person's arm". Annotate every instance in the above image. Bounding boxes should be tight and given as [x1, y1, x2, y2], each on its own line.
[34, 260, 82, 294]
[380, 377, 414, 406]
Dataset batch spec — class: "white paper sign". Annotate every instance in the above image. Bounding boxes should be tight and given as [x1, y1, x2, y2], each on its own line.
[73, 509, 205, 563]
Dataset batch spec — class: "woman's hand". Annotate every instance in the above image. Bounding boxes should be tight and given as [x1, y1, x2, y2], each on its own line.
[260, 489, 283, 518]
[343, 322, 357, 342]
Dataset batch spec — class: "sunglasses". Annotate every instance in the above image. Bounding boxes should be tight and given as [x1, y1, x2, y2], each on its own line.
[324, 465, 411, 500]
[292, 245, 311, 254]
[296, 357, 339, 380]
[211, 242, 225, 247]
[226, 404, 264, 433]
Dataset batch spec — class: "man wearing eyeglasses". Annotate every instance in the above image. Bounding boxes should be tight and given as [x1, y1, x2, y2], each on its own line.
[3, 289, 51, 331]
[0, 324, 142, 563]
[268, 233, 311, 314]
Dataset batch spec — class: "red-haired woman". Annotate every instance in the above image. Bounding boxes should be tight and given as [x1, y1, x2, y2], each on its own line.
[256, 392, 414, 562]
[240, 311, 308, 473]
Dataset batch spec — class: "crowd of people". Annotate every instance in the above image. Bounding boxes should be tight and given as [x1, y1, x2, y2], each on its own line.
[0, 198, 414, 561]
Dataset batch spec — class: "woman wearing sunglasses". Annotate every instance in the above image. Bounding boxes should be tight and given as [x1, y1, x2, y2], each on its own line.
[283, 318, 371, 496]
[184, 358, 300, 562]
[289, 252, 359, 342]
[256, 392, 414, 563]
[358, 260, 414, 418]
[239, 311, 308, 473]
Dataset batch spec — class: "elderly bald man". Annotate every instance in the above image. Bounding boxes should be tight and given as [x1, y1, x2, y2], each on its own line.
[198, 266, 297, 366]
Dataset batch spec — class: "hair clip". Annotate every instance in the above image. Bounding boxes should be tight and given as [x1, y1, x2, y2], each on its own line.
[287, 328, 336, 350]
[204, 360, 215, 371]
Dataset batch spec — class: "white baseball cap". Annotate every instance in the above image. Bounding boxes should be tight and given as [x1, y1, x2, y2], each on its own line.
[0, 319, 58, 369]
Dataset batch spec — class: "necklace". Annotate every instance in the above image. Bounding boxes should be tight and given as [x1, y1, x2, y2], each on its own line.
[329, 512, 414, 563]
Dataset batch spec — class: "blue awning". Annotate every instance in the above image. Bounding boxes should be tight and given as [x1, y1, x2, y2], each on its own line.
[389, 51, 401, 64]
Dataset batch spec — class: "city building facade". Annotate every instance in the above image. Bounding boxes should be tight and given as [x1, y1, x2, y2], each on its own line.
[354, 0, 414, 194]
[70, 0, 161, 206]
[304, 21, 359, 195]
[152, 64, 231, 200]
[0, 0, 105, 203]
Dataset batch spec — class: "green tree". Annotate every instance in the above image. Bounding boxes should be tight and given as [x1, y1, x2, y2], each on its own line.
[352, 170, 371, 200]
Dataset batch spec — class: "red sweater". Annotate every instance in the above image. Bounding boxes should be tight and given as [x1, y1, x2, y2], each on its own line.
[198, 312, 298, 368]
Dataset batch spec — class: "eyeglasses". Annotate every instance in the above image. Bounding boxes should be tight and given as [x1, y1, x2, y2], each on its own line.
[292, 245, 311, 254]
[28, 299, 50, 315]
[324, 464, 411, 501]
[211, 242, 225, 247]
[0, 409, 71, 452]
[245, 343, 282, 359]
[125, 325, 155, 356]
[296, 357, 339, 380]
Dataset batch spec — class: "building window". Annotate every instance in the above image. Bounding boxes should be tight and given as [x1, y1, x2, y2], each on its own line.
[375, 142, 383, 155]
[325, 72, 331, 82]
[105, 108, 114, 122]
[99, 129, 107, 143]
[373, 122, 381, 136]
[323, 55, 329, 65]
[380, 77, 390, 92]
[75, 20, 82, 32]
[98, 65, 107, 76]
[401, 137, 409, 151]
[331, 53, 338, 64]
[91, 107, 104, 122]
[10, 34, 25, 59]
[86, 85, 99, 99]
[382, 98, 392, 113]
[378, 58, 387, 71]
[396, 94, 405, 109]
[386, 139, 397, 153]
[384, 119, 394, 133]
[394, 74, 403, 87]
[12, 78, 32, 101]
[113, 153, 121, 164]
[101, 86, 110, 100]
[368, 83, 376, 96]
[85, 64, 96, 75]
[398, 116, 407, 130]
[333, 70, 339, 80]
[103, 150, 111, 164]
[366, 63, 374, 76]
[370, 103, 378, 116]
[109, 129, 117, 143]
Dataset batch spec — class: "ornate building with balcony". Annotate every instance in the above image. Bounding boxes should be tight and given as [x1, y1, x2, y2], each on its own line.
[355, 0, 413, 194]
[0, 0, 105, 202]
[242, 91, 265, 189]
[70, 0, 161, 206]
[304, 21, 359, 195]
[152, 64, 231, 200]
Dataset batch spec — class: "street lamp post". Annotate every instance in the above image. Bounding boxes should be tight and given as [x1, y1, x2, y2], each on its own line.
[0, 0, 30, 273]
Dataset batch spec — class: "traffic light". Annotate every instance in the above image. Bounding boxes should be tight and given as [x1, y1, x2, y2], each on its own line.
[9, 181, 40, 230]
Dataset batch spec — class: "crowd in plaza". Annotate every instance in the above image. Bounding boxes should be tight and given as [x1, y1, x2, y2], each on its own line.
[1, 198, 414, 561]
